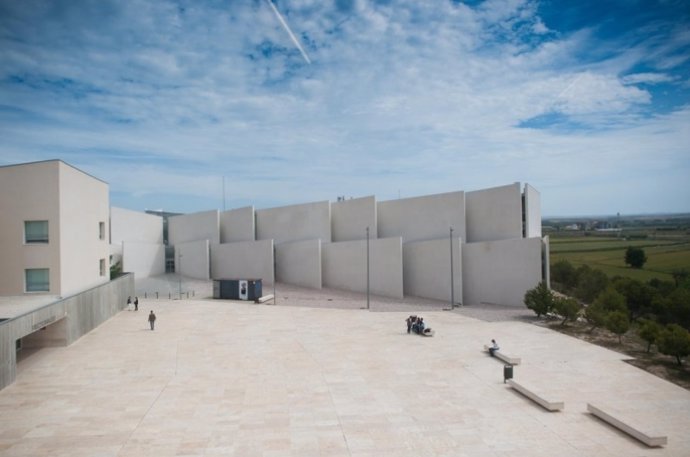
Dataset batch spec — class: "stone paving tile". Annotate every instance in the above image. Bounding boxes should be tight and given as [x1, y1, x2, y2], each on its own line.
[1, 292, 689, 456]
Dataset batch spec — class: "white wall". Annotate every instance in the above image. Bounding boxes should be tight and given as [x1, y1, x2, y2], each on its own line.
[110, 206, 163, 244]
[403, 238, 463, 303]
[524, 183, 542, 239]
[322, 237, 403, 298]
[175, 239, 210, 280]
[0, 161, 61, 295]
[465, 183, 522, 243]
[256, 201, 330, 245]
[169, 210, 219, 245]
[462, 237, 542, 306]
[122, 242, 165, 278]
[210, 240, 274, 284]
[543, 235, 550, 288]
[377, 191, 465, 244]
[220, 206, 255, 243]
[331, 196, 376, 242]
[275, 239, 322, 289]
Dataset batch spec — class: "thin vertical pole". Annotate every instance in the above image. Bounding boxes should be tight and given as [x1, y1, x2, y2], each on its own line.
[366, 226, 370, 310]
[222, 176, 226, 211]
[178, 251, 183, 300]
[450, 227, 455, 309]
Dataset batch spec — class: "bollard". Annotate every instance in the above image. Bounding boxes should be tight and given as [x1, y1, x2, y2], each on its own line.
[504, 364, 513, 383]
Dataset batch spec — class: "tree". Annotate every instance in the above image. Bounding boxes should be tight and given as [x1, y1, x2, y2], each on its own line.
[585, 287, 627, 332]
[658, 324, 690, 366]
[671, 268, 689, 288]
[553, 296, 580, 326]
[524, 282, 554, 318]
[613, 277, 655, 322]
[638, 319, 663, 353]
[624, 246, 647, 269]
[574, 266, 609, 303]
[606, 311, 630, 344]
[551, 260, 576, 292]
[584, 301, 608, 333]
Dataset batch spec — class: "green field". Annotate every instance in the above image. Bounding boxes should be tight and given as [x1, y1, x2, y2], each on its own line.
[549, 235, 690, 282]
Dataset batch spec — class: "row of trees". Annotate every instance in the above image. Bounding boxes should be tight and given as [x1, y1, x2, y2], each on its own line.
[525, 260, 690, 365]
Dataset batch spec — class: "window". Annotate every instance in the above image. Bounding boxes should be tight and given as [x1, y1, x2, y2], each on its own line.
[99, 221, 105, 240]
[25, 268, 49, 292]
[25, 221, 49, 243]
[99, 259, 106, 277]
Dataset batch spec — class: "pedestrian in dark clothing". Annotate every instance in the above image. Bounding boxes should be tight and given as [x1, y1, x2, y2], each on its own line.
[127, 296, 132, 311]
[148, 311, 156, 330]
[134, 297, 139, 311]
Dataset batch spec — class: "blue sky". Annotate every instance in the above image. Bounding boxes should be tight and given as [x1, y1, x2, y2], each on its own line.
[1, 0, 688, 216]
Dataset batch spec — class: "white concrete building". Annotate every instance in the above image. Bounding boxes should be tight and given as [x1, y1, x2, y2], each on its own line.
[0, 160, 110, 297]
[112, 182, 546, 307]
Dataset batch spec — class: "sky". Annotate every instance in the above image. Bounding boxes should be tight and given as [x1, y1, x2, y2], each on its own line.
[1, 0, 689, 217]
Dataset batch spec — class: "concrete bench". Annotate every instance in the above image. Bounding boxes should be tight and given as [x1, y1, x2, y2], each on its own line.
[587, 403, 667, 447]
[483, 345, 521, 365]
[507, 379, 563, 411]
[255, 294, 275, 304]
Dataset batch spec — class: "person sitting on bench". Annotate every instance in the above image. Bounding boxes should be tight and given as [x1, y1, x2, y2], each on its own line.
[489, 339, 499, 357]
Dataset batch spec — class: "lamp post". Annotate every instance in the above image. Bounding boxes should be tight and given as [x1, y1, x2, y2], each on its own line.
[178, 251, 183, 300]
[366, 226, 370, 310]
[450, 227, 455, 309]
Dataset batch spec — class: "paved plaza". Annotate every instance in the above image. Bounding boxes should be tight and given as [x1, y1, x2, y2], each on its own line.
[1, 288, 690, 456]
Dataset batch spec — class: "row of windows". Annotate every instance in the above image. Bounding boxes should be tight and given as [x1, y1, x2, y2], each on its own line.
[24, 221, 106, 243]
[25, 259, 107, 292]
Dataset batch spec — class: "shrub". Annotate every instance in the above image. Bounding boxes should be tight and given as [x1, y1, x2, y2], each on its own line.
[658, 324, 690, 366]
[524, 282, 553, 318]
[606, 311, 630, 344]
[638, 319, 663, 353]
[553, 296, 580, 326]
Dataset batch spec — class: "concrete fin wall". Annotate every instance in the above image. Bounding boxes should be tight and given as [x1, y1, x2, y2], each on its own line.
[275, 239, 322, 289]
[377, 191, 465, 244]
[462, 237, 542, 306]
[524, 183, 542, 239]
[256, 201, 330, 245]
[169, 210, 220, 245]
[543, 235, 550, 288]
[322, 237, 403, 298]
[175, 240, 210, 280]
[331, 196, 376, 242]
[220, 206, 255, 243]
[210, 240, 275, 284]
[403, 238, 462, 303]
[465, 183, 522, 243]
[122, 241, 165, 278]
[110, 206, 163, 244]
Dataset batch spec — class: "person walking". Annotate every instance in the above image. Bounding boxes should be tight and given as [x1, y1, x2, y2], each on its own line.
[148, 310, 156, 331]
[134, 297, 139, 311]
[127, 296, 132, 311]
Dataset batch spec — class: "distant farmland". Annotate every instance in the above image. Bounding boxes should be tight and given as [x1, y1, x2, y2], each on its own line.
[549, 234, 690, 282]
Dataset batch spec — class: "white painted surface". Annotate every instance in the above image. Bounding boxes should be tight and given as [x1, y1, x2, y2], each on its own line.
[524, 183, 542, 239]
[462, 237, 542, 306]
[275, 239, 322, 289]
[220, 206, 255, 243]
[110, 206, 163, 245]
[465, 183, 522, 243]
[169, 210, 220, 245]
[175, 239, 210, 280]
[210, 240, 274, 284]
[122, 241, 165, 278]
[322, 237, 403, 298]
[377, 191, 465, 244]
[331, 196, 376, 242]
[403, 237, 462, 303]
[256, 200, 330, 245]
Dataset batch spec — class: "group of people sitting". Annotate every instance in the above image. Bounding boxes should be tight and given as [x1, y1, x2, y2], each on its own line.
[405, 315, 433, 335]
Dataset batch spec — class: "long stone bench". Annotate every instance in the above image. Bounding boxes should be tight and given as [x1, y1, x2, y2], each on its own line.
[483, 345, 521, 365]
[507, 379, 563, 411]
[587, 403, 667, 447]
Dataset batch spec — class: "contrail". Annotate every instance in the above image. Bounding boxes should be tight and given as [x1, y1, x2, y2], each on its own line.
[264, 0, 311, 64]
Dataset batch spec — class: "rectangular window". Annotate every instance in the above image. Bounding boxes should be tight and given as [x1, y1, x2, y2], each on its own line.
[25, 221, 49, 243]
[25, 268, 49, 292]
[99, 221, 105, 240]
[99, 259, 106, 276]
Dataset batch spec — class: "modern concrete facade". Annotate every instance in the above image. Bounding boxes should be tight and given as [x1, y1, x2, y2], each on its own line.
[0, 160, 110, 297]
[110, 206, 165, 279]
[111, 182, 546, 307]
